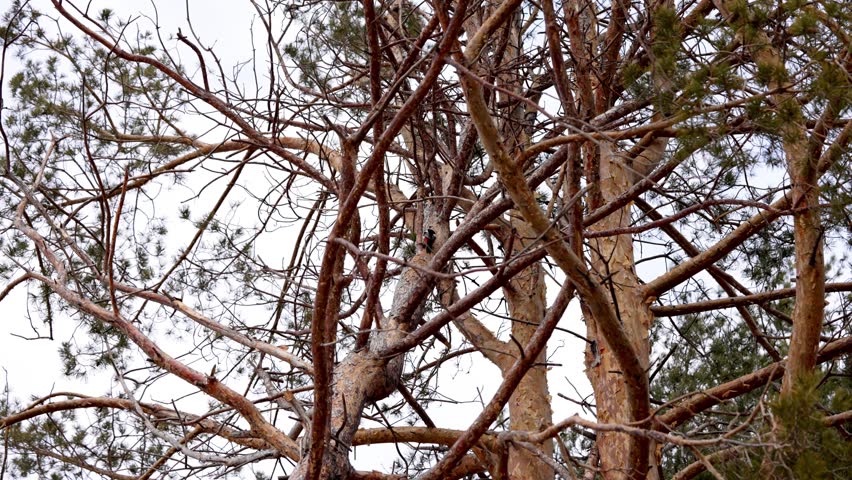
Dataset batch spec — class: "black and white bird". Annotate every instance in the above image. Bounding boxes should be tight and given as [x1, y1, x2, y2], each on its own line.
[424, 227, 436, 253]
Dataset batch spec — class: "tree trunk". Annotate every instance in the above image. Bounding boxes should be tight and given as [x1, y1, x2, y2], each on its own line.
[775, 84, 824, 397]
[586, 144, 653, 480]
[290, 215, 445, 480]
[496, 8, 555, 476]
[505, 216, 554, 480]
[782, 125, 824, 394]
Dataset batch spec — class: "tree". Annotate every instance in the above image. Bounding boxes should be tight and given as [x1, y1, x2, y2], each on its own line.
[1, 0, 850, 479]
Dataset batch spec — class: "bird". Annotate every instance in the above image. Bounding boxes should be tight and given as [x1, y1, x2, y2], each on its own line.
[424, 227, 436, 253]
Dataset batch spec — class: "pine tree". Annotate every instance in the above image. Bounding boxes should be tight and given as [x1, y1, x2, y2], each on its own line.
[0, 1, 850, 479]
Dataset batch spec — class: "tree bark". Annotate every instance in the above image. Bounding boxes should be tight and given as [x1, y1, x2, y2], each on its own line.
[585, 143, 654, 480]
[776, 75, 824, 396]
[458, 65, 650, 479]
[505, 217, 554, 480]
[290, 227, 439, 480]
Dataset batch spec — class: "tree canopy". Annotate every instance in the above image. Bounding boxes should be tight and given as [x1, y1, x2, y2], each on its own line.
[0, 0, 850, 479]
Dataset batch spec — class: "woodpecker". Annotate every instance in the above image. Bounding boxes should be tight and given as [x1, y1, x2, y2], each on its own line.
[590, 340, 602, 367]
[424, 227, 436, 253]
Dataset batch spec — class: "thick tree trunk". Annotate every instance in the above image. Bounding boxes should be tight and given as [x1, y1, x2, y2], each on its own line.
[505, 217, 554, 480]
[775, 90, 824, 396]
[586, 144, 653, 480]
[782, 126, 824, 394]
[494, 8, 556, 475]
[712, 0, 825, 397]
[290, 216, 445, 480]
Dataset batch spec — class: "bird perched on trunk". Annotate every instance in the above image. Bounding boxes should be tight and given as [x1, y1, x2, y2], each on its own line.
[424, 227, 436, 253]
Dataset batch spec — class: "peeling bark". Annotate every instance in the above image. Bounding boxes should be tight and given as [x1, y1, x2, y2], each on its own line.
[585, 143, 654, 480]
[291, 216, 443, 480]
[505, 217, 554, 480]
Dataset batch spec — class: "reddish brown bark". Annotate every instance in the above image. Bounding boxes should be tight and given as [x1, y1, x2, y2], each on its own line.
[658, 336, 852, 429]
[458, 57, 650, 479]
[585, 144, 655, 480]
[778, 87, 825, 396]
[716, 0, 826, 395]
[504, 218, 554, 479]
